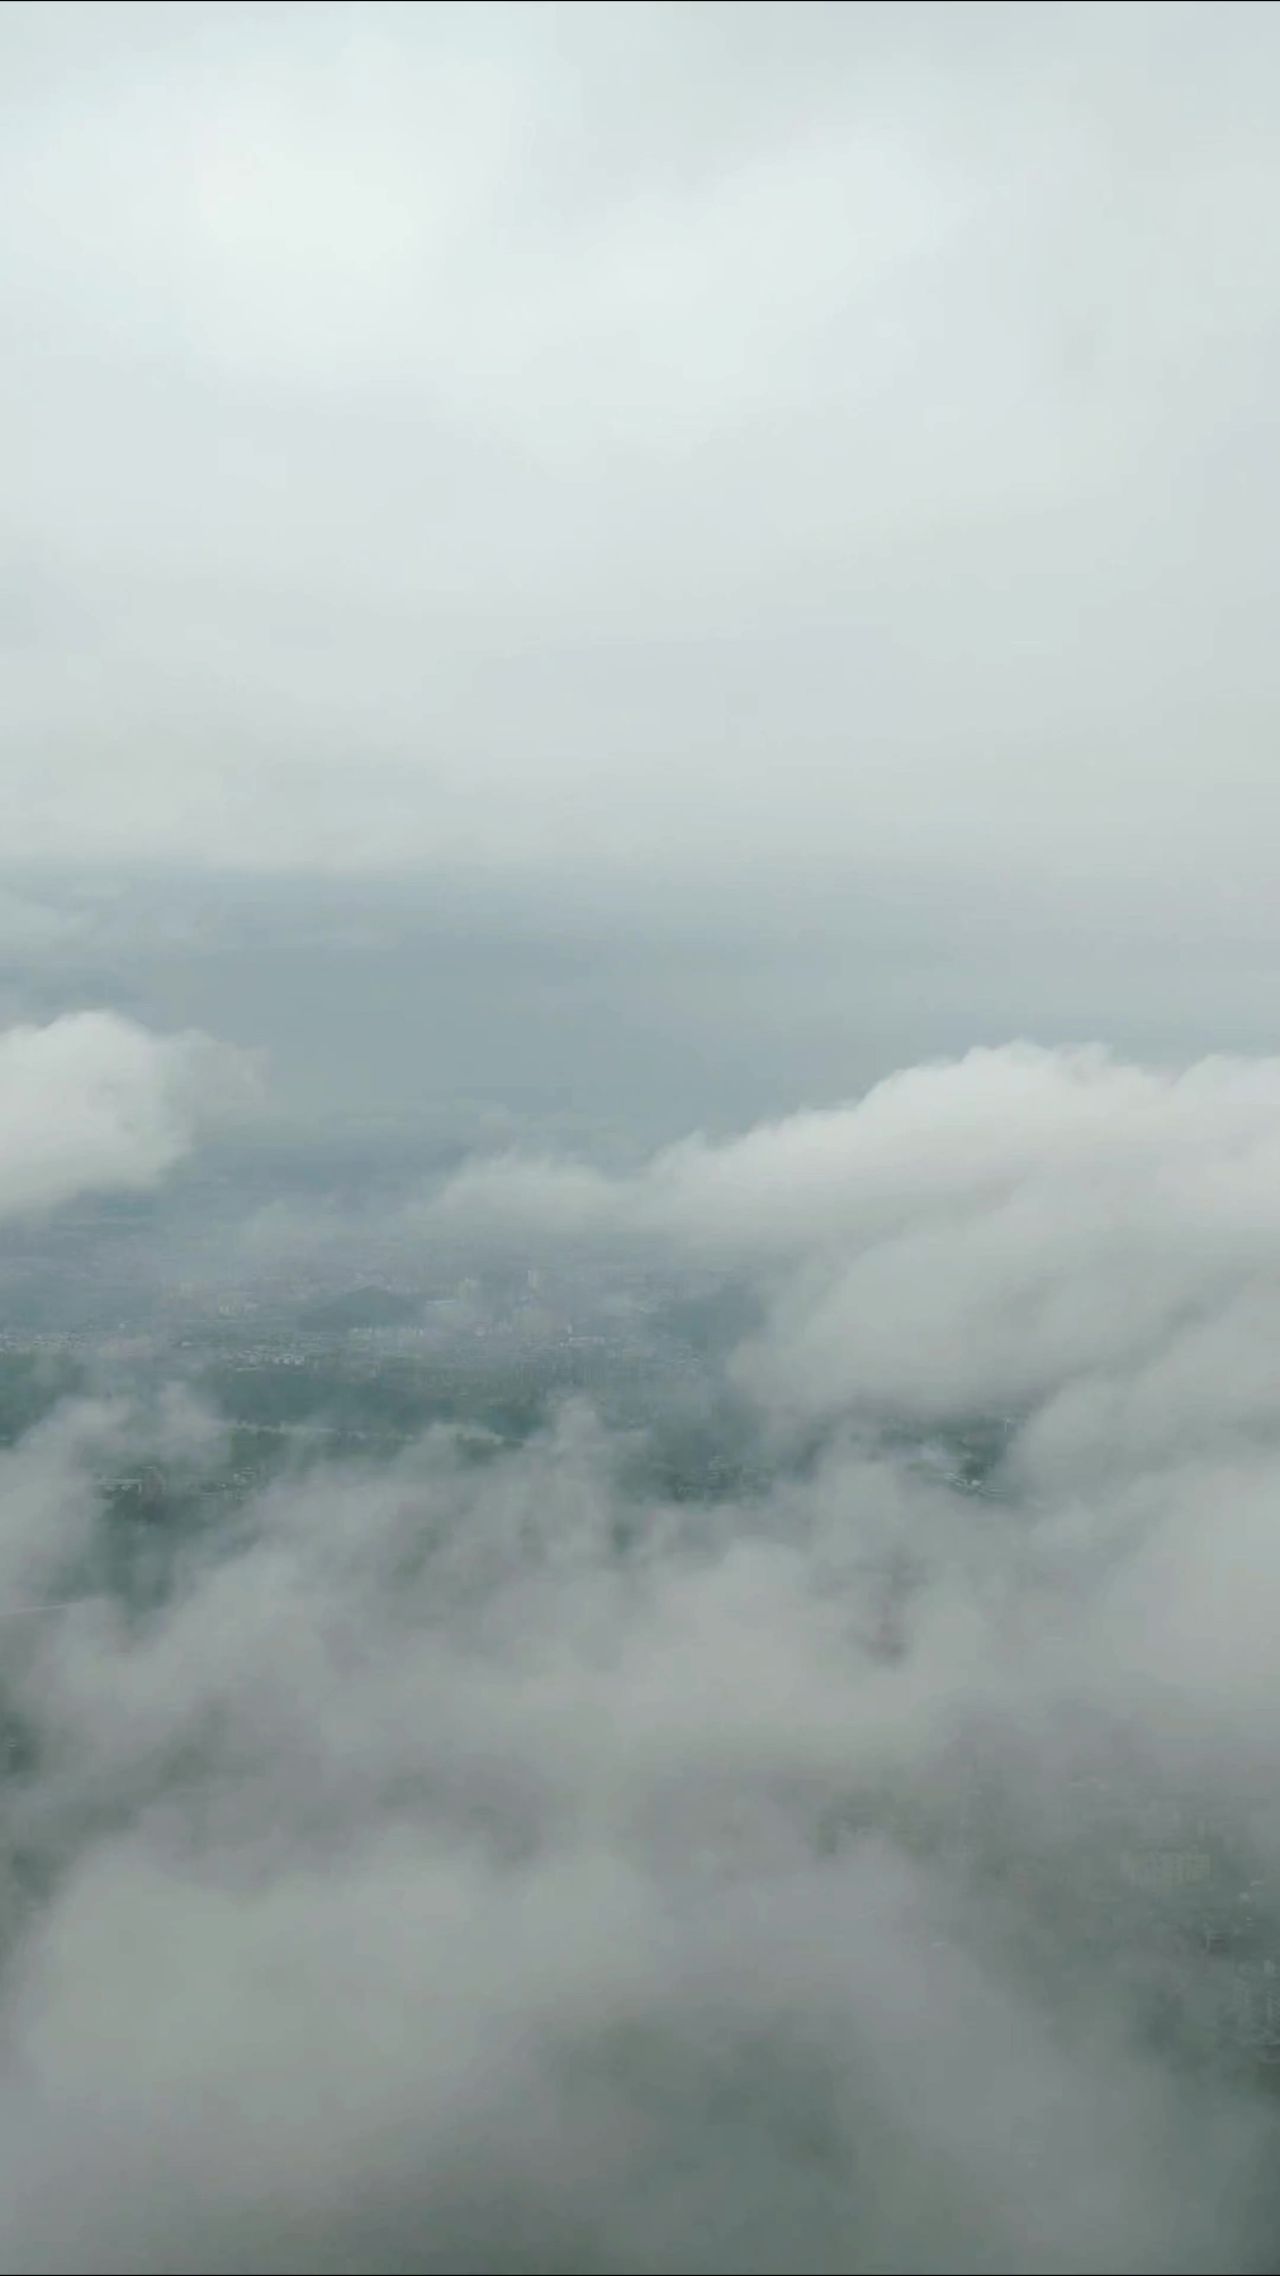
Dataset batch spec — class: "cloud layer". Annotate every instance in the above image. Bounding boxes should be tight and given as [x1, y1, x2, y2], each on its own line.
[3, 1, 1280, 923]
[0, 1039, 1278, 2267]
[435, 1039, 1280, 1436]
[0, 1401, 1272, 2276]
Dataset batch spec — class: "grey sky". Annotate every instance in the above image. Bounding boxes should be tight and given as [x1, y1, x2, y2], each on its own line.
[13, 19, 1280, 2268]
[4, 0, 1280, 929]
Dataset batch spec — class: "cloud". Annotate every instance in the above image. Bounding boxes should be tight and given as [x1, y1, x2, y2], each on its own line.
[0, 1011, 260, 1222]
[435, 1041, 1280, 1441]
[3, 1041, 1280, 2265]
[2, 0, 1280, 925]
[0, 1393, 1269, 2273]
[8, 0, 1280, 2236]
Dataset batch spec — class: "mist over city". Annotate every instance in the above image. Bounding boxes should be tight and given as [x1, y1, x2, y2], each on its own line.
[5, 4, 1280, 2270]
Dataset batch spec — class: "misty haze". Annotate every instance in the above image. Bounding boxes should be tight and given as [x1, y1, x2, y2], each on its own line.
[5, 3, 1280, 2271]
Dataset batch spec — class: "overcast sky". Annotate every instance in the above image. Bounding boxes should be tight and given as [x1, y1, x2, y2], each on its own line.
[11, 18, 1280, 2264]
[3, 0, 1280, 940]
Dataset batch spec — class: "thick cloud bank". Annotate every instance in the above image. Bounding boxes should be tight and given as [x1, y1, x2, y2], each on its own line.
[438, 1039, 1280, 1432]
[3, 1045, 1280, 2269]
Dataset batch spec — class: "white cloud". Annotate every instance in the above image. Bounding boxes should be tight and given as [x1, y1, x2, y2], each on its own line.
[0, 1376, 1271, 2272]
[0, 1011, 259, 1222]
[436, 1042, 1280, 1441]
